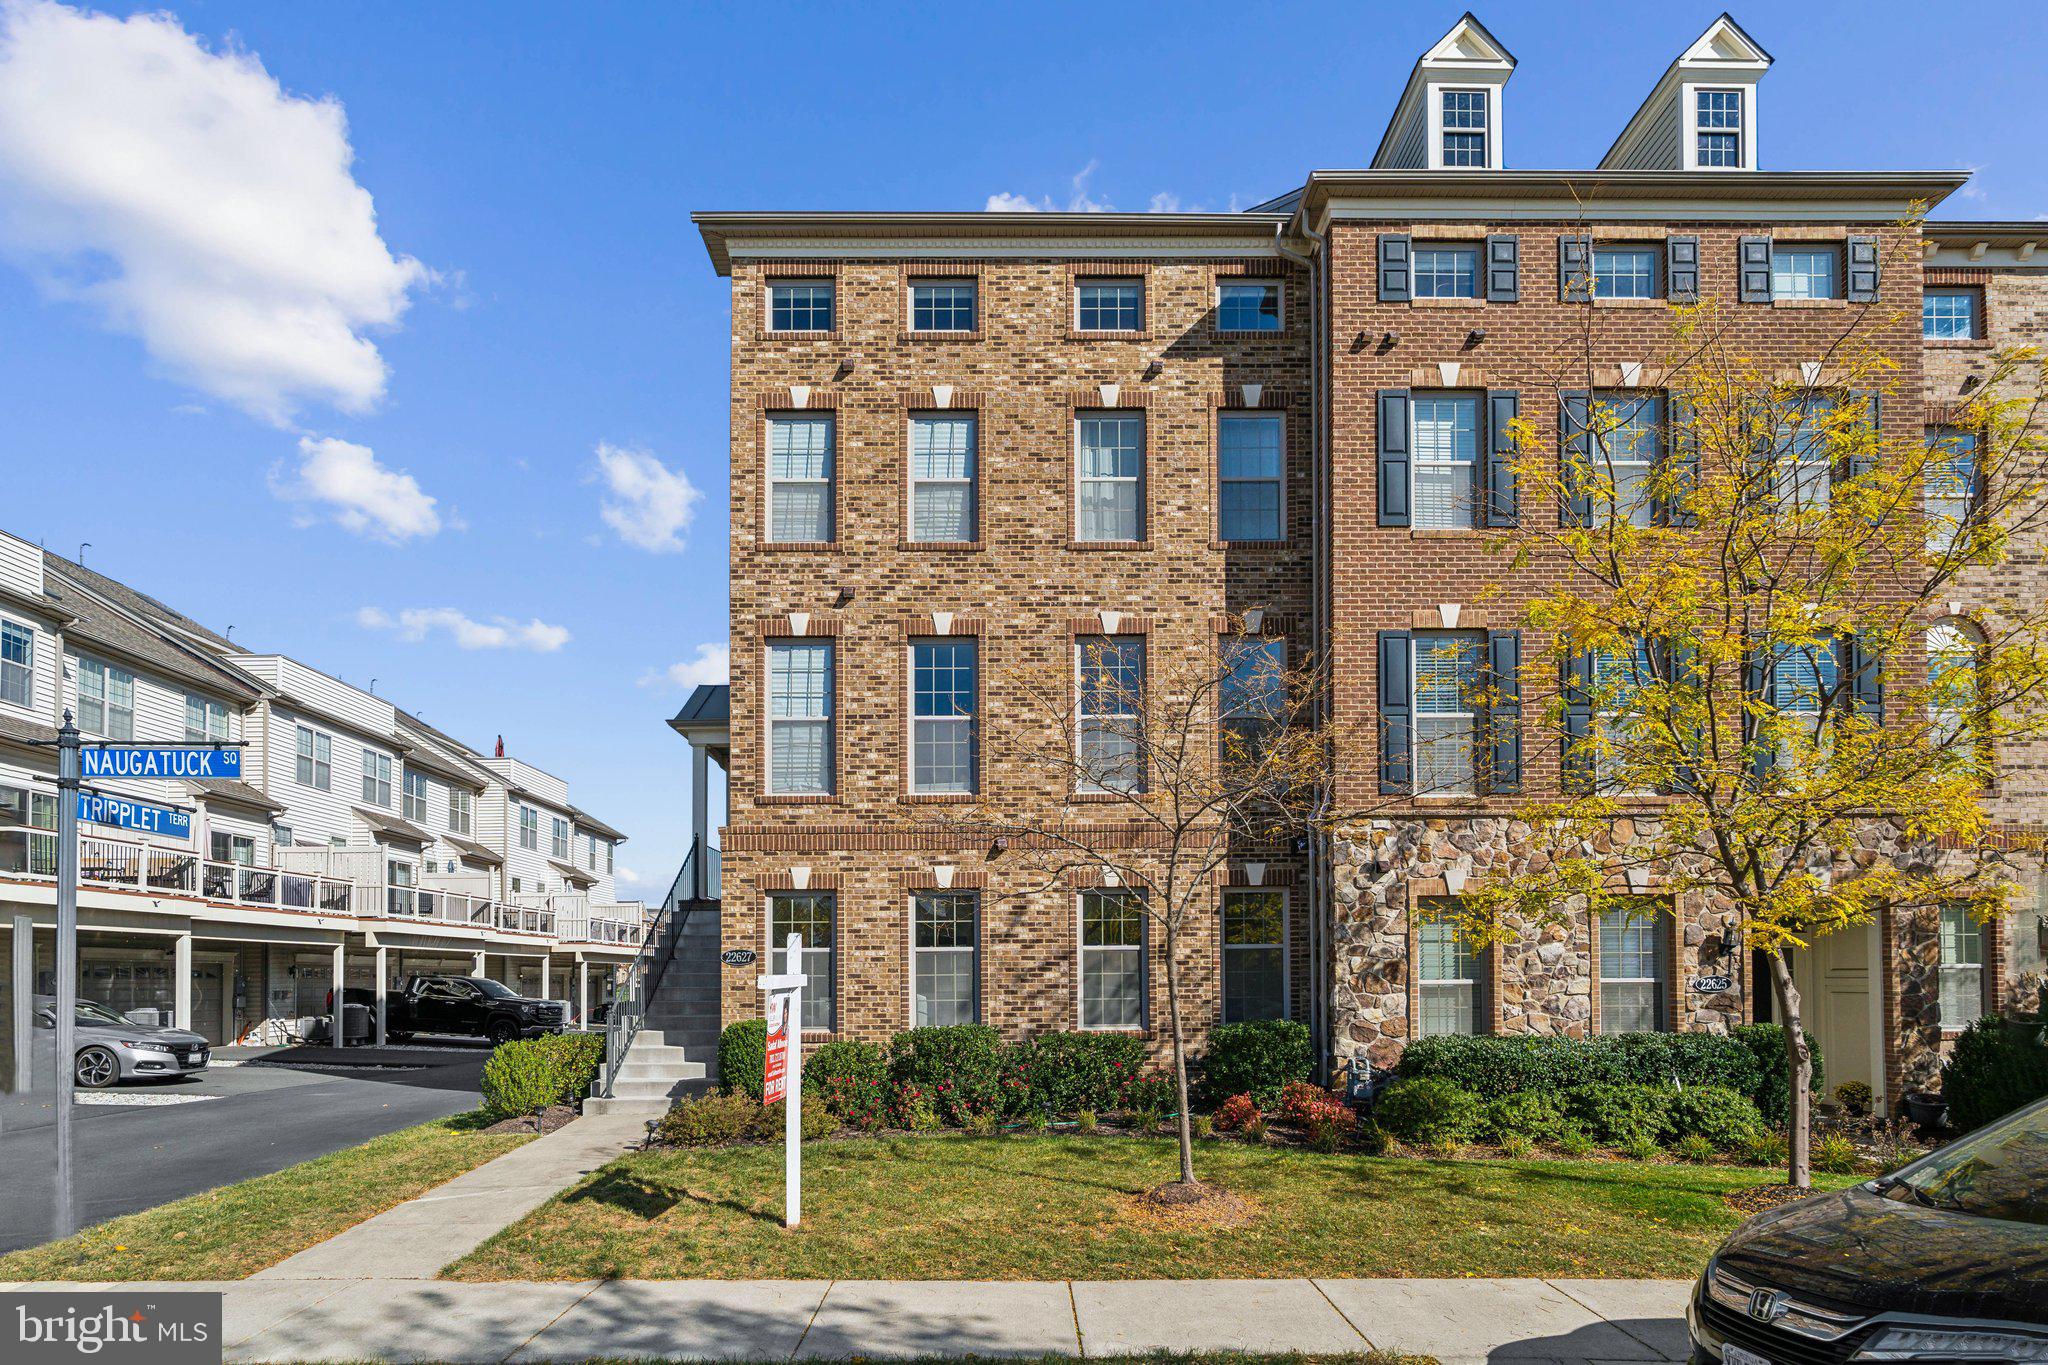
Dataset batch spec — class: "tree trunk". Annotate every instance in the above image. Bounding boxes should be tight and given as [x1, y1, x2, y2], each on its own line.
[1765, 949, 1814, 1190]
[1163, 933, 1197, 1186]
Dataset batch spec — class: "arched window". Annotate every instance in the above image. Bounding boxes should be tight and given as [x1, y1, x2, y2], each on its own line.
[1926, 620, 1982, 754]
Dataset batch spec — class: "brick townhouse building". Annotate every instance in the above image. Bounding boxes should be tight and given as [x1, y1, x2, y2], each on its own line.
[687, 13, 2048, 1115]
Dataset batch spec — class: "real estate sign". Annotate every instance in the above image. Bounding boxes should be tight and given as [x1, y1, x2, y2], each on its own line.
[757, 934, 807, 1227]
[763, 996, 790, 1104]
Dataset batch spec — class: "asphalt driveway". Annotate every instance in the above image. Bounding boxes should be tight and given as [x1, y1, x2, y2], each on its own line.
[0, 1042, 490, 1253]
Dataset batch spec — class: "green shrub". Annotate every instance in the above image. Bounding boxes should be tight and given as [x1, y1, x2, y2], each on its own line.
[479, 1032, 605, 1119]
[1241, 1115, 1269, 1142]
[717, 1018, 768, 1100]
[1620, 1134, 1663, 1162]
[1191, 1114, 1214, 1139]
[1554, 1123, 1596, 1157]
[656, 1091, 760, 1146]
[1664, 1085, 1766, 1150]
[806, 1039, 887, 1124]
[1074, 1109, 1098, 1135]
[1477, 1090, 1568, 1145]
[1562, 1083, 1671, 1148]
[1673, 1133, 1718, 1164]
[1941, 1015, 2048, 1131]
[1006, 1031, 1148, 1116]
[1373, 1077, 1482, 1145]
[1833, 1080, 1874, 1116]
[1732, 1023, 1824, 1128]
[1812, 1133, 1861, 1175]
[1497, 1132, 1533, 1159]
[965, 1111, 1001, 1137]
[1198, 1019, 1314, 1107]
[888, 1025, 1008, 1124]
[1734, 1130, 1790, 1167]
[1353, 1117, 1389, 1155]
[1396, 1031, 1765, 1104]
[755, 1098, 837, 1143]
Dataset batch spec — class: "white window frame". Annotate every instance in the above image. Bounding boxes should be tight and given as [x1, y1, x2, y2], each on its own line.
[1592, 246, 1660, 300]
[1413, 630, 1482, 796]
[1217, 411, 1285, 542]
[769, 891, 835, 1032]
[910, 637, 977, 795]
[1591, 391, 1663, 528]
[0, 619, 33, 709]
[550, 816, 569, 859]
[273, 823, 294, 848]
[1221, 888, 1288, 1024]
[766, 279, 834, 333]
[77, 656, 135, 740]
[448, 788, 473, 836]
[1597, 904, 1666, 1033]
[1938, 904, 1985, 1029]
[184, 693, 229, 743]
[1073, 278, 1142, 333]
[1770, 641, 1837, 768]
[911, 890, 979, 1027]
[1438, 87, 1490, 168]
[1078, 889, 1146, 1031]
[1924, 425, 1979, 553]
[295, 726, 331, 790]
[1075, 410, 1145, 543]
[1771, 246, 1840, 301]
[1221, 636, 1286, 755]
[1927, 621, 1980, 753]
[1923, 288, 1979, 340]
[402, 770, 429, 823]
[766, 640, 835, 797]
[1774, 398, 1837, 510]
[1076, 635, 1144, 794]
[1416, 907, 1483, 1036]
[1411, 393, 1479, 529]
[1593, 643, 1661, 797]
[1693, 87, 1745, 169]
[518, 805, 539, 851]
[908, 412, 977, 543]
[361, 749, 392, 807]
[908, 278, 976, 333]
[1215, 280, 1282, 332]
[766, 414, 835, 544]
[1411, 246, 1480, 299]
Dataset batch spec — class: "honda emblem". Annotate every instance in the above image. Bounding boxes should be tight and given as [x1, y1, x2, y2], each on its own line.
[1747, 1289, 1785, 1323]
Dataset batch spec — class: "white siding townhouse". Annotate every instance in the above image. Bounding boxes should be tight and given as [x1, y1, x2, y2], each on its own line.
[0, 527, 647, 1046]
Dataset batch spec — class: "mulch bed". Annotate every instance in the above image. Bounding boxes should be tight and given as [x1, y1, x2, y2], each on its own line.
[1121, 1180, 1261, 1230]
[482, 1103, 577, 1136]
[1724, 1182, 1829, 1215]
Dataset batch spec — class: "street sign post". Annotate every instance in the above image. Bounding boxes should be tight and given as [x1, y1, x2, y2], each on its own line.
[756, 933, 807, 1228]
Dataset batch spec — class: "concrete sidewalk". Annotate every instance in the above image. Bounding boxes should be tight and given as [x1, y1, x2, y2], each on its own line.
[251, 1112, 649, 1281]
[0, 1275, 1696, 1362]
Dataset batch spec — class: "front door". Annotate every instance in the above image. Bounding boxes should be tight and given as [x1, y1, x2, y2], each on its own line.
[191, 960, 228, 1043]
[1794, 920, 1879, 1110]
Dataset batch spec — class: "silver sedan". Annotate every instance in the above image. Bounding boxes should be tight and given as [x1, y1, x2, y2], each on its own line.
[34, 996, 211, 1088]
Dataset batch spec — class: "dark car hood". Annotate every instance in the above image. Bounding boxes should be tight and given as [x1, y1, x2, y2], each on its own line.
[1718, 1186, 2048, 1323]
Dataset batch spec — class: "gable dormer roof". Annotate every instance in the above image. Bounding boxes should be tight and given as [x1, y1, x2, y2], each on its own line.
[1601, 13, 1773, 171]
[1371, 13, 1517, 170]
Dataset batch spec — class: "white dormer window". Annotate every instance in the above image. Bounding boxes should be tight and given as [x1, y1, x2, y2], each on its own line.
[1695, 89, 1744, 168]
[1440, 89, 1489, 167]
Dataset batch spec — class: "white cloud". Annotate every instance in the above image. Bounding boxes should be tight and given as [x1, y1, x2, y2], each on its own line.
[639, 642, 729, 690]
[0, 0, 427, 423]
[593, 442, 701, 553]
[359, 606, 570, 653]
[1148, 192, 1185, 213]
[614, 864, 644, 886]
[272, 436, 446, 541]
[985, 160, 1112, 213]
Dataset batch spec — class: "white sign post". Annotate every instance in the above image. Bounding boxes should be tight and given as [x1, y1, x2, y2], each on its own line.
[756, 931, 807, 1228]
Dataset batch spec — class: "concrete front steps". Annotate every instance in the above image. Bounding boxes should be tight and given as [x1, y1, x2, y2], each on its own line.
[583, 903, 722, 1119]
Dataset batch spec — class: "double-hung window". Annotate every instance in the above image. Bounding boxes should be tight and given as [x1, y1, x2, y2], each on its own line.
[1077, 635, 1144, 793]
[1222, 889, 1285, 1023]
[909, 414, 976, 542]
[1413, 631, 1482, 796]
[1440, 89, 1488, 166]
[1417, 907, 1483, 1035]
[1412, 247, 1479, 299]
[1774, 399, 1836, 510]
[1412, 394, 1478, 529]
[184, 694, 229, 743]
[1077, 411, 1144, 542]
[1075, 279, 1142, 332]
[1080, 889, 1144, 1029]
[449, 788, 473, 836]
[1598, 904, 1665, 1032]
[519, 805, 539, 850]
[551, 816, 569, 859]
[0, 620, 29, 708]
[767, 641, 834, 796]
[1594, 642, 1659, 795]
[295, 727, 331, 790]
[1938, 904, 1985, 1027]
[1772, 247, 1839, 300]
[1592, 392, 1663, 527]
[1923, 288, 1980, 340]
[767, 280, 834, 332]
[1696, 89, 1744, 167]
[403, 770, 429, 823]
[210, 831, 255, 865]
[910, 638, 976, 794]
[1593, 247, 1660, 299]
[1216, 281, 1281, 331]
[767, 415, 834, 543]
[1221, 637, 1286, 756]
[1217, 412, 1283, 541]
[1770, 642, 1837, 767]
[1927, 622, 1981, 753]
[913, 891, 978, 1026]
[77, 657, 134, 740]
[1924, 426, 1979, 553]
[771, 892, 835, 1030]
[361, 750, 392, 807]
[910, 280, 975, 332]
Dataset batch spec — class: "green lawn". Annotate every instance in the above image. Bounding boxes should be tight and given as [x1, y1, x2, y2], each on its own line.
[449, 1134, 1852, 1282]
[0, 1112, 534, 1282]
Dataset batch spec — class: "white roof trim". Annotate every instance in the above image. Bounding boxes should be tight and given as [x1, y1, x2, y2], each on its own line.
[1317, 195, 1919, 226]
[1681, 14, 1772, 71]
[727, 237, 1283, 262]
[1423, 13, 1516, 71]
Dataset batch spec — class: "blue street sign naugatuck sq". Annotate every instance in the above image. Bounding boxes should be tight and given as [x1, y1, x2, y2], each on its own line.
[80, 745, 241, 781]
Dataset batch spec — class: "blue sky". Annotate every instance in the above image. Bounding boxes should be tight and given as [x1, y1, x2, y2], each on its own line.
[0, 0, 2040, 898]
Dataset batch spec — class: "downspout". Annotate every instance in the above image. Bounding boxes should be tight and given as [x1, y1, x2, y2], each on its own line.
[1274, 214, 1333, 1084]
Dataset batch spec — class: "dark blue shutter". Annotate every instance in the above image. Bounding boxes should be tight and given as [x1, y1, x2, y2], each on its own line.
[1561, 650, 1595, 793]
[1560, 391, 1593, 525]
[1379, 631, 1414, 794]
[1559, 233, 1592, 301]
[1738, 236, 1773, 303]
[1486, 390, 1520, 527]
[1846, 235, 1880, 303]
[1745, 644, 1775, 781]
[1487, 630, 1522, 794]
[1666, 235, 1700, 302]
[1841, 634, 1884, 723]
[1378, 389, 1412, 527]
[1486, 234, 1520, 302]
[1661, 392, 1698, 527]
[1665, 638, 1703, 793]
[1378, 234, 1411, 302]
[1846, 390, 1881, 483]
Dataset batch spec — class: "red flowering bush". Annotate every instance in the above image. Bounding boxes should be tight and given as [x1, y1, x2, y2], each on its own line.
[1275, 1080, 1340, 1126]
[1212, 1093, 1260, 1132]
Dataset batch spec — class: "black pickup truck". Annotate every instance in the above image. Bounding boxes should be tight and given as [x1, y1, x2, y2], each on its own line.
[384, 975, 567, 1045]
